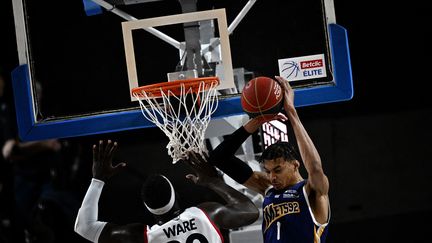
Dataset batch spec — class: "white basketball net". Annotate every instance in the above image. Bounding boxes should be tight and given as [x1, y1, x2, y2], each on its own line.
[133, 80, 219, 163]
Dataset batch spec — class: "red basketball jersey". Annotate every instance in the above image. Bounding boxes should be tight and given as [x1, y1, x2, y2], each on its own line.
[145, 207, 224, 243]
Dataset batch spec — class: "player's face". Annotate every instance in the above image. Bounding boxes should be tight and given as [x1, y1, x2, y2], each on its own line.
[263, 157, 296, 190]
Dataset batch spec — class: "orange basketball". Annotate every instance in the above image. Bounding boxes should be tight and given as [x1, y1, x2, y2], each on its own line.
[240, 76, 283, 118]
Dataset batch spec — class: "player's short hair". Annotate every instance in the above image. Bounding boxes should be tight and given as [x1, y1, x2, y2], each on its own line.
[260, 141, 300, 163]
[141, 174, 174, 212]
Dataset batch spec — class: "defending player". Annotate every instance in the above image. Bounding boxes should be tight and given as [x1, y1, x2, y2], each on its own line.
[74, 140, 259, 243]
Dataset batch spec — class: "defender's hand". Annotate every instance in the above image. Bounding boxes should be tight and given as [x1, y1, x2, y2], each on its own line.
[252, 113, 287, 124]
[92, 140, 126, 181]
[184, 152, 220, 186]
[244, 113, 287, 133]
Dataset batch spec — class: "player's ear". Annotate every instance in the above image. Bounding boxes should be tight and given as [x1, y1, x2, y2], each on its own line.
[293, 160, 300, 170]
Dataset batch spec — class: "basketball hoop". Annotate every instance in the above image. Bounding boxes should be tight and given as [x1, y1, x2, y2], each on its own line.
[132, 77, 219, 163]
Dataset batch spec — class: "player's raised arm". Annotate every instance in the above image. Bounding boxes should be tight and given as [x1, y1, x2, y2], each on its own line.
[208, 113, 286, 195]
[74, 140, 136, 243]
[184, 152, 259, 229]
[275, 76, 329, 196]
[275, 76, 330, 227]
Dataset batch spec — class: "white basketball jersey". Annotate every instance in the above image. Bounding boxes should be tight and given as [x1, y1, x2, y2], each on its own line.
[146, 207, 223, 243]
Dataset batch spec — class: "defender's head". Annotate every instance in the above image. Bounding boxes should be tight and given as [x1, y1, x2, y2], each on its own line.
[141, 174, 180, 223]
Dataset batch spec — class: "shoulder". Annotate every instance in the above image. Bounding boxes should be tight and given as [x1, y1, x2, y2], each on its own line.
[195, 202, 226, 224]
[264, 186, 274, 196]
[195, 202, 223, 215]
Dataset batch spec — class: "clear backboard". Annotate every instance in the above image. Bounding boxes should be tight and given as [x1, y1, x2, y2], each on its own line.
[10, 0, 353, 141]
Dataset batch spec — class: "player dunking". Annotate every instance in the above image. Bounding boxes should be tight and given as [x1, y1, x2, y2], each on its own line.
[209, 76, 330, 242]
[74, 140, 259, 243]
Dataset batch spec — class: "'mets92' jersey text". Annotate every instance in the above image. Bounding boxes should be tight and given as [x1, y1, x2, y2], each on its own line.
[262, 180, 329, 243]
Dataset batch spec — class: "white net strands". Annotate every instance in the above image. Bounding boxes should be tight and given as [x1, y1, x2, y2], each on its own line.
[133, 80, 219, 163]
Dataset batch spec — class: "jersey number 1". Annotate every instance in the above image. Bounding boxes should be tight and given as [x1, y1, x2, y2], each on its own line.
[277, 221, 281, 240]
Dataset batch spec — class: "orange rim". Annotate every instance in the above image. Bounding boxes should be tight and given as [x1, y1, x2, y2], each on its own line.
[131, 77, 219, 98]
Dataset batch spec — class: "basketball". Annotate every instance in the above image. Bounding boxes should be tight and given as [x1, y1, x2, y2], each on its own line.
[240, 76, 283, 118]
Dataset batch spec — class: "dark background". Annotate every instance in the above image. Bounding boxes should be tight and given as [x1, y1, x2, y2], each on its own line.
[1, 0, 432, 243]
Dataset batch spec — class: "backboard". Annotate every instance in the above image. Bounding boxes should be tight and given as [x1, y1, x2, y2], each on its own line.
[10, 0, 353, 141]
